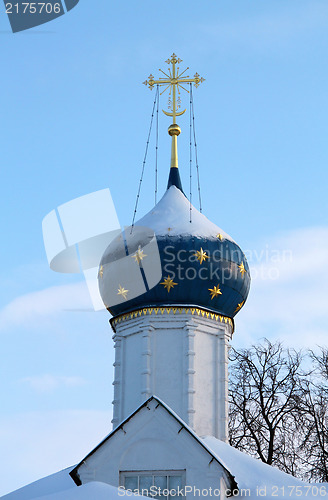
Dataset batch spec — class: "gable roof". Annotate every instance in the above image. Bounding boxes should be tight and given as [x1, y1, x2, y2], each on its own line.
[70, 396, 237, 491]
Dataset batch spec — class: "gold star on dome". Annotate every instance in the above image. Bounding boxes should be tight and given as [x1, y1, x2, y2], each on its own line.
[209, 284, 222, 300]
[217, 233, 224, 241]
[117, 285, 129, 300]
[161, 276, 177, 293]
[238, 262, 246, 276]
[235, 300, 245, 313]
[195, 248, 209, 264]
[132, 246, 147, 264]
[98, 265, 104, 279]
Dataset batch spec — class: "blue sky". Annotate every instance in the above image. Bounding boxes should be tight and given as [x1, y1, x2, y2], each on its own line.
[1, 0, 328, 495]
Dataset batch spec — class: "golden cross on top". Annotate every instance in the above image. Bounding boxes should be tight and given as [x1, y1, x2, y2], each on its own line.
[143, 53, 205, 125]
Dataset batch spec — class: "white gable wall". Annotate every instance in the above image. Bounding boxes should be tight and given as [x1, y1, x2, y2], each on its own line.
[75, 399, 233, 499]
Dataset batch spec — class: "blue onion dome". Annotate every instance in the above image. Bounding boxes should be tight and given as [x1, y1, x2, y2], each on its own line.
[98, 182, 251, 319]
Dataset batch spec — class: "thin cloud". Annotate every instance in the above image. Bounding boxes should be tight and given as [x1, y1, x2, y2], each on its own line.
[20, 374, 86, 393]
[235, 226, 328, 348]
[0, 281, 92, 332]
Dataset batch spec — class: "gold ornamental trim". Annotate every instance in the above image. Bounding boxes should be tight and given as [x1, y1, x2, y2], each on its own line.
[110, 306, 234, 331]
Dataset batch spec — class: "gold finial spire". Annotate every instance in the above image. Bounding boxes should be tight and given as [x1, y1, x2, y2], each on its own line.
[143, 53, 205, 170]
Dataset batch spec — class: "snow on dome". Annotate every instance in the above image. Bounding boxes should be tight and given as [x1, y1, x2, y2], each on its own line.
[136, 186, 235, 241]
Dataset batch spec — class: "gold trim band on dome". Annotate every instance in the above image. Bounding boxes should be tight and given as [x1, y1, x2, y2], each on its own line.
[110, 306, 234, 332]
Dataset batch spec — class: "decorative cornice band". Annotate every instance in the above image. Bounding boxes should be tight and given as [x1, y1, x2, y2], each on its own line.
[110, 306, 234, 332]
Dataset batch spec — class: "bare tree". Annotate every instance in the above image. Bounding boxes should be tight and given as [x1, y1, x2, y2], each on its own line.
[229, 339, 305, 476]
[297, 347, 328, 482]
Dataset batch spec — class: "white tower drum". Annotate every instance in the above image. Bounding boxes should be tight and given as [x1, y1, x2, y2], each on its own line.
[111, 307, 233, 441]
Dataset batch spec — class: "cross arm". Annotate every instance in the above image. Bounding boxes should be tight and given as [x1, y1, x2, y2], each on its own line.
[143, 76, 171, 89]
[143, 73, 205, 90]
[175, 75, 205, 85]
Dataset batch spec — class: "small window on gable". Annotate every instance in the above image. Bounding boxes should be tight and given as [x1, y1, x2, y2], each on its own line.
[120, 470, 186, 500]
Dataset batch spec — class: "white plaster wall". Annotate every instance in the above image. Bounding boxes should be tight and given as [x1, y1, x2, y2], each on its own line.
[152, 323, 185, 416]
[111, 310, 232, 441]
[193, 329, 216, 436]
[77, 399, 232, 499]
[122, 332, 143, 417]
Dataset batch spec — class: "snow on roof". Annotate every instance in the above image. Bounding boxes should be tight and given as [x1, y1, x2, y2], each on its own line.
[136, 186, 235, 241]
[0, 471, 146, 500]
[203, 436, 326, 499]
[32, 481, 144, 500]
[0, 467, 75, 500]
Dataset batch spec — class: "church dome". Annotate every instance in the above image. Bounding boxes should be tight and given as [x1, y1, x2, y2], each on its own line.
[98, 54, 250, 320]
[98, 183, 250, 319]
